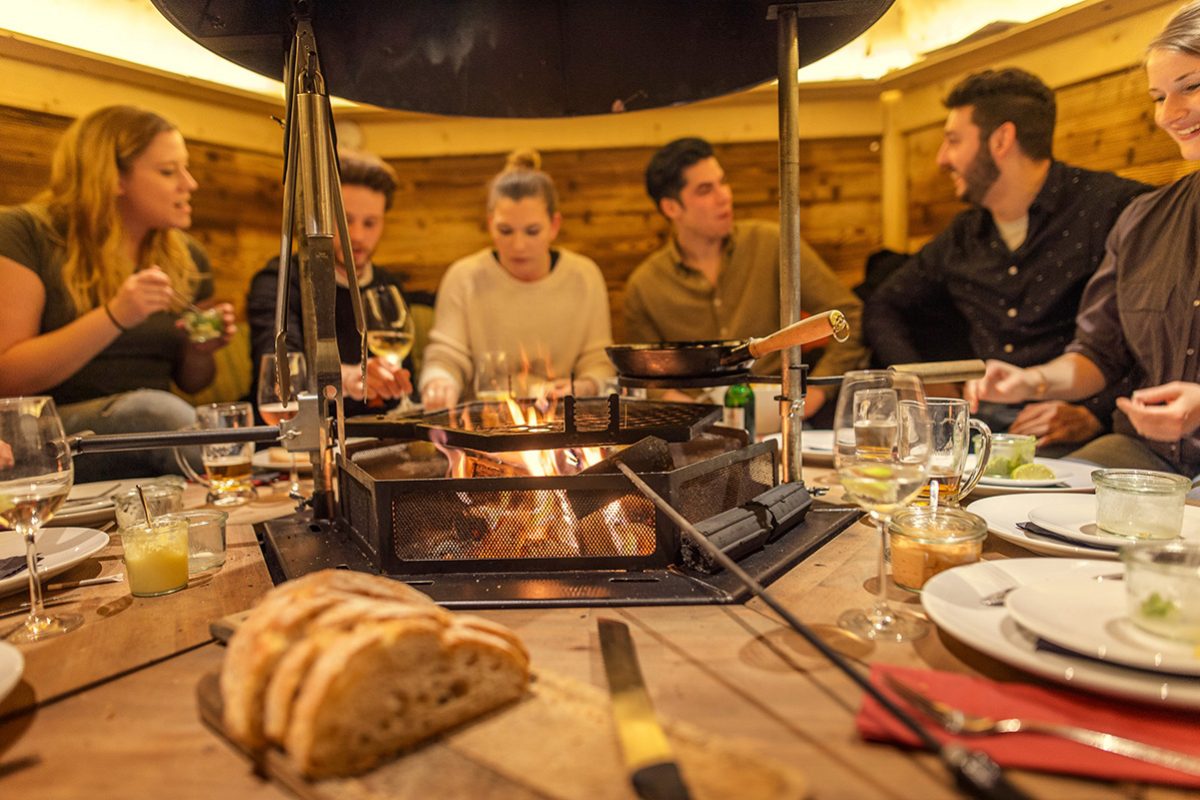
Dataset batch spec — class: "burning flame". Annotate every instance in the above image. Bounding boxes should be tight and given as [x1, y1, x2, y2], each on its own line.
[425, 398, 652, 560]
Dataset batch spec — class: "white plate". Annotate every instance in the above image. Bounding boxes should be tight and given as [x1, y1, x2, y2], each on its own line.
[0, 527, 111, 599]
[966, 494, 1119, 559]
[55, 479, 147, 527]
[922, 558, 1200, 709]
[971, 457, 1096, 494]
[1006, 578, 1200, 677]
[761, 430, 833, 465]
[1028, 495, 1200, 548]
[252, 448, 313, 473]
[0, 642, 22, 702]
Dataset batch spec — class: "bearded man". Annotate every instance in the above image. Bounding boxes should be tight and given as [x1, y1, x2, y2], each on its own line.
[864, 68, 1150, 451]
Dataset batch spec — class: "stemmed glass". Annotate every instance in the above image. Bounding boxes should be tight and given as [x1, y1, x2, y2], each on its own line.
[833, 370, 931, 643]
[0, 396, 81, 643]
[258, 352, 310, 498]
[363, 284, 417, 413]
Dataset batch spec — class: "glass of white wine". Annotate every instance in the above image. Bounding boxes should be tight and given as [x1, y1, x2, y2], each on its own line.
[364, 284, 417, 413]
[0, 396, 81, 643]
[258, 352, 310, 498]
[833, 370, 931, 643]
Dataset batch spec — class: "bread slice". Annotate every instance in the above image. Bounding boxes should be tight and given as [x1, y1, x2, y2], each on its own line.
[221, 570, 442, 748]
[284, 615, 530, 778]
[260, 599, 447, 745]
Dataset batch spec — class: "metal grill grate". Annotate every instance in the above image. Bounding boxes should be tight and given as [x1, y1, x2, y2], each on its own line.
[346, 396, 721, 451]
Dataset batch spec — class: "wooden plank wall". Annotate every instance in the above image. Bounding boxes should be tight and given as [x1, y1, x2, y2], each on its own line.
[0, 105, 285, 316]
[377, 138, 882, 341]
[906, 64, 1200, 248]
[0, 104, 880, 343]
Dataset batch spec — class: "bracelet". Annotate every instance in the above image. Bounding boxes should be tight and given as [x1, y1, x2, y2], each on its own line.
[1029, 367, 1048, 400]
[103, 303, 129, 333]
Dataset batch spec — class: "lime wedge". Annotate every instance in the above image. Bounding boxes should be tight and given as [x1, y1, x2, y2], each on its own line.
[1011, 463, 1055, 481]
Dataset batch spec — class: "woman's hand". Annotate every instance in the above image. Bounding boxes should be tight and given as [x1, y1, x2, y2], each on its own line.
[107, 266, 174, 329]
[1116, 382, 1200, 441]
[421, 378, 460, 412]
[341, 359, 412, 402]
[181, 302, 236, 354]
[964, 360, 1035, 411]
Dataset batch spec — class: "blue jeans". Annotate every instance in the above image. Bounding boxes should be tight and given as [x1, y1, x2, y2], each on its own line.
[58, 390, 200, 482]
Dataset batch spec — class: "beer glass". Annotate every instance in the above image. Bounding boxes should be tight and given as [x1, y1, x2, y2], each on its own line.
[915, 398, 992, 507]
[196, 402, 255, 507]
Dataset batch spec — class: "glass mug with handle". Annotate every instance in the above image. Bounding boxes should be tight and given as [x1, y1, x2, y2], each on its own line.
[915, 398, 992, 507]
[175, 402, 256, 507]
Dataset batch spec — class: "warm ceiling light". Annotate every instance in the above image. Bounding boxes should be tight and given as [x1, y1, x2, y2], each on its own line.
[1, 0, 1085, 95]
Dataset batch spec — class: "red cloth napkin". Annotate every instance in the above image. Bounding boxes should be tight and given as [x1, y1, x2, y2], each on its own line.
[857, 664, 1200, 787]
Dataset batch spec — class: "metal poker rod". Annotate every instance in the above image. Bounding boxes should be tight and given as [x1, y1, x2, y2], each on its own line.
[611, 460, 1030, 800]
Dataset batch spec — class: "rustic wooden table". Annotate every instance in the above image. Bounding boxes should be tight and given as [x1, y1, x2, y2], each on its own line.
[0, 471, 1193, 799]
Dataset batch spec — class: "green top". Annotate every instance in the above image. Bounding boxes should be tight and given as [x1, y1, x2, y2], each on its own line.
[0, 204, 213, 405]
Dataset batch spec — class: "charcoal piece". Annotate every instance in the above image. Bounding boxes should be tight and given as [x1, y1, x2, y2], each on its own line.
[680, 505, 770, 574]
[351, 441, 448, 479]
[747, 484, 813, 543]
[577, 436, 674, 476]
[568, 437, 675, 520]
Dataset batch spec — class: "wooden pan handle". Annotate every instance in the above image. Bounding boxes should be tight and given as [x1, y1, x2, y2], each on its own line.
[746, 310, 849, 359]
[890, 359, 986, 384]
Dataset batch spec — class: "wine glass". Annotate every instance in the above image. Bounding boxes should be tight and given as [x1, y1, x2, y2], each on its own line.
[0, 396, 81, 643]
[363, 284, 417, 413]
[258, 352, 310, 498]
[833, 370, 931, 643]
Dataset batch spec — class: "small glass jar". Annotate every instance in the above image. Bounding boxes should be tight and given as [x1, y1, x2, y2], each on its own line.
[889, 507, 988, 592]
[1121, 541, 1200, 642]
[113, 484, 184, 530]
[166, 509, 228, 574]
[1092, 469, 1190, 540]
[122, 517, 190, 597]
[983, 433, 1036, 478]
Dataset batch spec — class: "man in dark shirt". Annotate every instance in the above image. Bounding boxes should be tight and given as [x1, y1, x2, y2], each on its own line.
[247, 150, 414, 417]
[864, 68, 1150, 450]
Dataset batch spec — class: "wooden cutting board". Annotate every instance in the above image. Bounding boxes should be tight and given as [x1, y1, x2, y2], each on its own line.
[197, 668, 807, 800]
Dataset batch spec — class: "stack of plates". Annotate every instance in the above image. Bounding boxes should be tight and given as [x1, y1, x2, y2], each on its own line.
[0, 527, 110, 599]
[969, 456, 1096, 496]
[922, 558, 1200, 708]
[966, 494, 1200, 559]
[55, 479, 140, 527]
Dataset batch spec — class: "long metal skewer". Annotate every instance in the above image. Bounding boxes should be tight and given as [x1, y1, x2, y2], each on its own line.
[612, 460, 1029, 800]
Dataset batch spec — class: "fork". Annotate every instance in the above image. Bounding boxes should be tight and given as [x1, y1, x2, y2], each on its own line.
[883, 674, 1200, 776]
[979, 571, 1124, 607]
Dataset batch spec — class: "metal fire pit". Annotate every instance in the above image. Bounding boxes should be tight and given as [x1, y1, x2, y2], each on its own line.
[258, 432, 860, 607]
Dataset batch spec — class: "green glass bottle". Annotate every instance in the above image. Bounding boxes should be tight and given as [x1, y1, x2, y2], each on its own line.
[722, 382, 756, 441]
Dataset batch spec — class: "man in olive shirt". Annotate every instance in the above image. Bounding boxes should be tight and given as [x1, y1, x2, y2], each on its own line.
[623, 137, 867, 419]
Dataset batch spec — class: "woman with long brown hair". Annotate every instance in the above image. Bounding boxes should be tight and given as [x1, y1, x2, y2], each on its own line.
[419, 149, 614, 410]
[0, 105, 235, 479]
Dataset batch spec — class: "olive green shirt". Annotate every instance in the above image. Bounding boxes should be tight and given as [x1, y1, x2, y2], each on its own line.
[622, 219, 867, 378]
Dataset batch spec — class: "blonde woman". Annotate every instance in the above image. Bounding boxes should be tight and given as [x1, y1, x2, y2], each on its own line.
[0, 105, 235, 479]
[420, 150, 615, 410]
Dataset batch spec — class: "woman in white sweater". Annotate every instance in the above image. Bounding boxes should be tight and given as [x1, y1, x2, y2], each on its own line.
[419, 150, 615, 410]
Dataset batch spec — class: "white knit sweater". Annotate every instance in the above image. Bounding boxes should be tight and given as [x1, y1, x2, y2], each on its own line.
[418, 248, 615, 398]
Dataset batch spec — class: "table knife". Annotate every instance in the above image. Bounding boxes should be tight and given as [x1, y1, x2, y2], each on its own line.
[598, 618, 692, 800]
